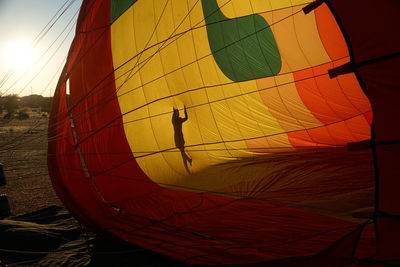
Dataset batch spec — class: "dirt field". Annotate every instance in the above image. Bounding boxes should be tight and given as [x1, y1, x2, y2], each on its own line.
[0, 110, 62, 215]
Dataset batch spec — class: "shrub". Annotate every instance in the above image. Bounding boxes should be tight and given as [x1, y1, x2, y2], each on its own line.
[17, 109, 29, 120]
[3, 113, 12, 119]
[4, 95, 19, 115]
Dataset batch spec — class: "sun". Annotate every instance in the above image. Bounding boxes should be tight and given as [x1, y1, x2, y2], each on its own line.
[2, 40, 36, 73]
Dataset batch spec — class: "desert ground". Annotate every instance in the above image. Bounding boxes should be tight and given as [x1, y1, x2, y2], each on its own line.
[0, 110, 61, 214]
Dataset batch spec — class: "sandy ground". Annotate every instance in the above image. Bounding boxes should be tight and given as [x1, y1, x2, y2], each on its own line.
[0, 206, 186, 267]
[0, 112, 61, 214]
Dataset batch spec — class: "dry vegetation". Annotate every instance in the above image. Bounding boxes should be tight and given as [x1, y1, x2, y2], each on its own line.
[0, 108, 61, 215]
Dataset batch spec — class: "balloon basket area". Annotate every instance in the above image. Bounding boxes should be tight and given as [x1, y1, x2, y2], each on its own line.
[0, 194, 10, 219]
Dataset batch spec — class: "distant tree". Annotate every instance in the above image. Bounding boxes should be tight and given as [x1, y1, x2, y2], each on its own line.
[40, 97, 52, 113]
[20, 94, 43, 108]
[0, 96, 4, 115]
[4, 95, 19, 116]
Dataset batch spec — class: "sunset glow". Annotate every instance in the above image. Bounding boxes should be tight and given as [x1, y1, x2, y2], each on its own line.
[2, 40, 36, 73]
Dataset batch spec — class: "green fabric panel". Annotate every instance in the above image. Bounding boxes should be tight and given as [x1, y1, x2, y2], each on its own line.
[201, 0, 281, 82]
[110, 0, 137, 24]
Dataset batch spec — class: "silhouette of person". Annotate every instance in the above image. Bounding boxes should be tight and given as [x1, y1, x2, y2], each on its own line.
[172, 105, 192, 173]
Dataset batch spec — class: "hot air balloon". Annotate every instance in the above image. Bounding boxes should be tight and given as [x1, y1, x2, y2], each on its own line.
[48, 0, 400, 265]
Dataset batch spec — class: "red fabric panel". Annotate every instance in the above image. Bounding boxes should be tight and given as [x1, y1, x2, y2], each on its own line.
[354, 225, 377, 259]
[47, 71, 108, 233]
[375, 144, 400, 215]
[358, 58, 400, 147]
[358, 31, 400, 215]
[328, 1, 400, 64]
[358, 58, 400, 216]
[68, 0, 157, 204]
[359, 262, 400, 267]
[220, 225, 373, 267]
[328, 0, 400, 261]
[374, 217, 400, 260]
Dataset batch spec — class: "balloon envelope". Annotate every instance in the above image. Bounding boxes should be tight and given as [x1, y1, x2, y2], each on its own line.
[48, 0, 400, 264]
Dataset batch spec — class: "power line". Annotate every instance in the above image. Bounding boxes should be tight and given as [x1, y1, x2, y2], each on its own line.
[46, 5, 329, 141]
[2, 6, 79, 96]
[0, 0, 79, 95]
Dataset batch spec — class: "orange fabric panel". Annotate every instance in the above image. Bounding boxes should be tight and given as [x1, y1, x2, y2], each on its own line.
[287, 130, 319, 148]
[314, 4, 348, 61]
[314, 2, 372, 127]
[287, 2, 372, 148]
[288, 114, 371, 147]
[343, 114, 372, 140]
[288, 126, 335, 147]
[294, 60, 367, 125]
[293, 65, 336, 124]
[291, 59, 371, 147]
[335, 67, 372, 116]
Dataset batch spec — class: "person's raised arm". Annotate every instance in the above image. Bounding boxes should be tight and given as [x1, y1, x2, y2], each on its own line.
[183, 105, 188, 122]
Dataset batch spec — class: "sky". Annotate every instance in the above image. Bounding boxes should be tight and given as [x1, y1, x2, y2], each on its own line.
[0, 0, 83, 96]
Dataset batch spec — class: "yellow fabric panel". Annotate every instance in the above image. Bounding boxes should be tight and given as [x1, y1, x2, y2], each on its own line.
[219, 0, 253, 17]
[245, 133, 293, 154]
[197, 56, 224, 97]
[209, 101, 244, 140]
[154, 1, 173, 41]
[244, 91, 286, 132]
[218, 0, 313, 18]
[188, 11, 208, 58]
[110, 7, 136, 70]
[110, 6, 148, 159]
[235, 81, 286, 135]
[180, 142, 263, 191]
[111, 0, 294, 189]
[111, 0, 184, 184]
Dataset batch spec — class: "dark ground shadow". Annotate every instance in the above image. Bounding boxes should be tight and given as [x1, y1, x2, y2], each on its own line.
[0, 206, 197, 267]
